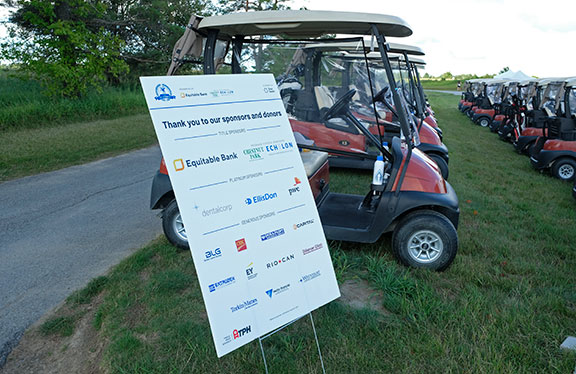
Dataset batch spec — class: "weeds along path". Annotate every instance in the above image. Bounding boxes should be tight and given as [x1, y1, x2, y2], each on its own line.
[0, 146, 163, 367]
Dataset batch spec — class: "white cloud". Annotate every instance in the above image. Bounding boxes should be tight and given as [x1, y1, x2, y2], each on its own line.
[289, 0, 576, 77]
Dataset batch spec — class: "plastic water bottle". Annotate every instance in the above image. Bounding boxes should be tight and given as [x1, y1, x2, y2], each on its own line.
[382, 141, 389, 152]
[372, 155, 385, 185]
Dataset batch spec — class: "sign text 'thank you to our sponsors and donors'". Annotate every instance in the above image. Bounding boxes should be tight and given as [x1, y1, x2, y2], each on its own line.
[140, 74, 340, 358]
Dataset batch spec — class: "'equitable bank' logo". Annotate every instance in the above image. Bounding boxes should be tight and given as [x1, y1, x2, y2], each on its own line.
[154, 84, 176, 102]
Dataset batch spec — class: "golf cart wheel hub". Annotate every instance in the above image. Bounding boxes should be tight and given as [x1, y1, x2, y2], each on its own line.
[173, 213, 188, 241]
[408, 230, 443, 263]
[559, 164, 574, 179]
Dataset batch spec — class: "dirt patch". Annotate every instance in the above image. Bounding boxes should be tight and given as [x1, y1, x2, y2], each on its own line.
[1, 278, 384, 373]
[338, 278, 388, 314]
[1, 296, 106, 374]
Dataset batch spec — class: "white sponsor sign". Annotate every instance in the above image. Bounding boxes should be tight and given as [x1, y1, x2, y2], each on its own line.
[140, 74, 340, 357]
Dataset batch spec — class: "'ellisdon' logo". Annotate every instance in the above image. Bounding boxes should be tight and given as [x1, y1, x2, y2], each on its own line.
[245, 192, 278, 205]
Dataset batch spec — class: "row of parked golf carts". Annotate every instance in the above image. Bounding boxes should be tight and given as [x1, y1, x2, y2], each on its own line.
[458, 76, 576, 197]
[149, 10, 460, 271]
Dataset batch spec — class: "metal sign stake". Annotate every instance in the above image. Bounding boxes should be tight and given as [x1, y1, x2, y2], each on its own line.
[258, 312, 326, 374]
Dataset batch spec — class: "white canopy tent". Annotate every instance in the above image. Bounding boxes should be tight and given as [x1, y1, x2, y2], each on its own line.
[494, 70, 532, 80]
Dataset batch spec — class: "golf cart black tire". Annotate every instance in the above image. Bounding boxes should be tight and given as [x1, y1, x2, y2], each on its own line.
[428, 154, 449, 180]
[475, 116, 490, 128]
[392, 210, 458, 271]
[552, 158, 576, 182]
[162, 200, 189, 250]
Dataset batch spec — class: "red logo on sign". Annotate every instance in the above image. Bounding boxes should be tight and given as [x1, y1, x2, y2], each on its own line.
[233, 329, 239, 339]
[294, 177, 301, 186]
[235, 238, 247, 252]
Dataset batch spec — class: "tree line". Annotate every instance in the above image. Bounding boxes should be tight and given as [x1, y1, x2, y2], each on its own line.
[0, 0, 288, 97]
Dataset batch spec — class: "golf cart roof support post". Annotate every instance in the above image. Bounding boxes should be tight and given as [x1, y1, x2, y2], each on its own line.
[372, 24, 413, 196]
[343, 111, 392, 160]
[360, 38, 385, 150]
[342, 61, 351, 88]
[413, 62, 428, 116]
[231, 36, 245, 74]
[371, 25, 411, 144]
[401, 53, 416, 113]
[403, 51, 424, 120]
[203, 29, 219, 74]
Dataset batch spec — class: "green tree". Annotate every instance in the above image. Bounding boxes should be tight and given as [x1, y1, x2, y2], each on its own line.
[439, 71, 453, 81]
[1, 0, 216, 96]
[2, 0, 128, 97]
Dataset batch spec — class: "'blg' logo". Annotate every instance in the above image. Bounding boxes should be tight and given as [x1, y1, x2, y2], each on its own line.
[154, 84, 176, 102]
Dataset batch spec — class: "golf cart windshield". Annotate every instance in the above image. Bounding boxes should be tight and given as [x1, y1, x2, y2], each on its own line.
[486, 83, 502, 105]
[505, 83, 518, 102]
[540, 82, 563, 114]
[569, 88, 576, 117]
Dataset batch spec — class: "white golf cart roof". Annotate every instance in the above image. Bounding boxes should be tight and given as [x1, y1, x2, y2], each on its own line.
[303, 40, 424, 57]
[518, 78, 537, 85]
[336, 51, 425, 66]
[386, 42, 424, 56]
[389, 54, 426, 65]
[198, 10, 412, 38]
[537, 77, 567, 86]
[485, 79, 510, 85]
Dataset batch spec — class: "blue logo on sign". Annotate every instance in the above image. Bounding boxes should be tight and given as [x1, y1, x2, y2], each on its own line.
[261, 228, 285, 241]
[245, 192, 278, 205]
[209, 276, 235, 292]
[266, 289, 273, 298]
[154, 84, 176, 102]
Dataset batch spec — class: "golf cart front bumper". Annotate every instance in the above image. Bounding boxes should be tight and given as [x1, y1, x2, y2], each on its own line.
[150, 171, 174, 210]
[514, 135, 537, 153]
[531, 150, 572, 171]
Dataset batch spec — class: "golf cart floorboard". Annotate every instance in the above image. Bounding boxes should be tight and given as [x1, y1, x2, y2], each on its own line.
[318, 193, 374, 230]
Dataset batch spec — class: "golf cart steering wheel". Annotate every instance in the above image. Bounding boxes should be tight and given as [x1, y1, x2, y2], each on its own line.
[322, 89, 356, 121]
[373, 86, 398, 116]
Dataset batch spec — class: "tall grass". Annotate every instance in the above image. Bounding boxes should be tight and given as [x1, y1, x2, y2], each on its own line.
[0, 70, 147, 131]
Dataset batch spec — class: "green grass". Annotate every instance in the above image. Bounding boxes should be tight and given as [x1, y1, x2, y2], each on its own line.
[40, 93, 576, 373]
[0, 70, 147, 131]
[0, 113, 157, 182]
[40, 316, 78, 338]
[421, 79, 461, 91]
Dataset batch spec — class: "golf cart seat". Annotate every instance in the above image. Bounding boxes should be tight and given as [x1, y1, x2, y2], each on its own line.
[315, 86, 334, 109]
[300, 150, 329, 177]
